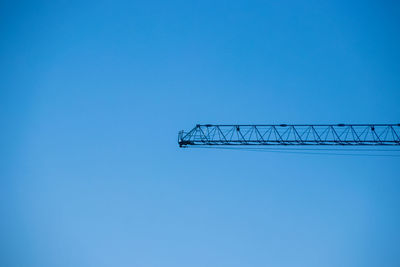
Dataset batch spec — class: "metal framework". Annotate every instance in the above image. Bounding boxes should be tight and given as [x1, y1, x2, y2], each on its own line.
[178, 124, 400, 147]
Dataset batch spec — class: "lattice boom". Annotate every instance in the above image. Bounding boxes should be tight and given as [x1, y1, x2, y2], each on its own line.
[178, 124, 400, 147]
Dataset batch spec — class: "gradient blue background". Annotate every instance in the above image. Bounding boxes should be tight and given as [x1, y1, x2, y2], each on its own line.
[1, 1, 400, 266]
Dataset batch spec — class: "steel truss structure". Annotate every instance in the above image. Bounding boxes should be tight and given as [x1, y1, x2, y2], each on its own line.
[178, 124, 400, 147]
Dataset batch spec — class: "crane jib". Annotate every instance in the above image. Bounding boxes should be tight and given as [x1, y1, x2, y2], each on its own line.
[178, 124, 400, 147]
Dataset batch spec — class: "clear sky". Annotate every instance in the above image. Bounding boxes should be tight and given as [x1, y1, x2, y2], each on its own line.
[1, 1, 400, 266]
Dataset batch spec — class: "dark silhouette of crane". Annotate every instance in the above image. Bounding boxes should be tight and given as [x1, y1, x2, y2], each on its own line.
[178, 124, 400, 147]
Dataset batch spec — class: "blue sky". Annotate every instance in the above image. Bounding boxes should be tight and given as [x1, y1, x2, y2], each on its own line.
[1, 1, 400, 266]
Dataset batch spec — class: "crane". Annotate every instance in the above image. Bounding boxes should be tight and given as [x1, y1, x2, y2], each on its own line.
[178, 124, 400, 147]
